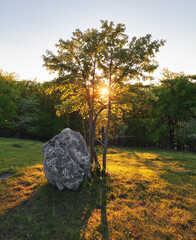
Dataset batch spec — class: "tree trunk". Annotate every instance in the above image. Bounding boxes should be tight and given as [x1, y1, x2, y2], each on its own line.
[102, 55, 112, 172]
[101, 126, 105, 144]
[89, 109, 102, 167]
[89, 111, 94, 164]
[91, 118, 99, 165]
[91, 108, 105, 167]
[82, 117, 86, 142]
[169, 126, 175, 149]
[102, 99, 111, 171]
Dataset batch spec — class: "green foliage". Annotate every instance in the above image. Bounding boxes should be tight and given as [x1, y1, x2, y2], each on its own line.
[178, 111, 196, 150]
[43, 26, 103, 117]
[149, 71, 196, 149]
[0, 70, 20, 136]
[123, 83, 153, 147]
[99, 21, 165, 83]
[14, 95, 40, 138]
[43, 20, 165, 168]
[30, 84, 70, 140]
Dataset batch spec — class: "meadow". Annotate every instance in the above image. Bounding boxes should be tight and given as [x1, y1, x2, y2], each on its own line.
[0, 137, 196, 240]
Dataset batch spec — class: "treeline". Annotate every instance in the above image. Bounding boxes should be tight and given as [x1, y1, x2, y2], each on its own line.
[0, 70, 196, 151]
[122, 74, 196, 151]
[0, 71, 83, 141]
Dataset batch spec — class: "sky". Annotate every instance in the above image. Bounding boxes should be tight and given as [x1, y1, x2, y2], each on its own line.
[0, 0, 196, 83]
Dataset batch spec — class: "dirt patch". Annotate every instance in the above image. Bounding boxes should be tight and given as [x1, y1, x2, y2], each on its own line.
[0, 172, 14, 181]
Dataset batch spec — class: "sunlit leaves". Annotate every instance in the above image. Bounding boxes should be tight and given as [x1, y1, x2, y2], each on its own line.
[43, 20, 165, 119]
[43, 20, 165, 167]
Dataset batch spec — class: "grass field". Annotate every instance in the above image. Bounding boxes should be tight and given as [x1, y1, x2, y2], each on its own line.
[0, 137, 196, 240]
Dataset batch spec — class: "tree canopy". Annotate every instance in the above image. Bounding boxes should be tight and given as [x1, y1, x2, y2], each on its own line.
[43, 20, 166, 171]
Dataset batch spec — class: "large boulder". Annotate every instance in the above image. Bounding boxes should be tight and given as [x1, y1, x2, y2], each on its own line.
[42, 128, 91, 191]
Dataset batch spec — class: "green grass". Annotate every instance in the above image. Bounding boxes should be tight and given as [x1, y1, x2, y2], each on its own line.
[0, 138, 196, 240]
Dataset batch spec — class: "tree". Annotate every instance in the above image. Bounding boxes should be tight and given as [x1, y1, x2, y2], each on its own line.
[43, 20, 165, 171]
[96, 21, 165, 170]
[0, 70, 20, 136]
[43, 27, 104, 167]
[149, 70, 196, 149]
[123, 83, 153, 147]
[178, 112, 196, 151]
[34, 82, 71, 140]
[14, 95, 39, 138]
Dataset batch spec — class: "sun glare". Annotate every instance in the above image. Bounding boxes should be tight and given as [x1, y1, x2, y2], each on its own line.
[101, 87, 109, 96]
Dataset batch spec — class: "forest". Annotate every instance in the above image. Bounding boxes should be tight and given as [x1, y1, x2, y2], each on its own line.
[1, 69, 196, 152]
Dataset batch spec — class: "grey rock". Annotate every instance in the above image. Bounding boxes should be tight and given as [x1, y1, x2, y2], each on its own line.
[42, 128, 91, 191]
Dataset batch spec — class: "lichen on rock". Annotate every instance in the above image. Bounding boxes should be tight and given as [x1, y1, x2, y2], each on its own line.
[42, 128, 91, 191]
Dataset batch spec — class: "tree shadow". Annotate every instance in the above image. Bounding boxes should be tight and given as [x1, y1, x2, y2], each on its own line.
[80, 174, 109, 240]
[0, 174, 109, 240]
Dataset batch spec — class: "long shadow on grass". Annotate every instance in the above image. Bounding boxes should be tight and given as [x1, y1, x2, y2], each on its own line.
[80, 174, 109, 239]
[0, 174, 109, 240]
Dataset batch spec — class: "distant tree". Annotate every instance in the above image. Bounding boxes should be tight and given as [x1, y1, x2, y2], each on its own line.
[178, 113, 196, 151]
[17, 79, 40, 98]
[34, 82, 70, 140]
[0, 70, 20, 136]
[123, 83, 153, 147]
[149, 70, 196, 149]
[0, 71, 86, 140]
[43, 20, 165, 171]
[14, 95, 39, 138]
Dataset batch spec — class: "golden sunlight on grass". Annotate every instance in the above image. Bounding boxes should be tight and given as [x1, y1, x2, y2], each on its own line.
[0, 164, 46, 215]
[1, 140, 196, 240]
[94, 147, 196, 239]
[80, 209, 102, 239]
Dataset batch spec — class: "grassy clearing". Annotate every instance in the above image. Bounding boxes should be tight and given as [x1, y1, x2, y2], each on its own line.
[0, 138, 46, 214]
[0, 138, 196, 240]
